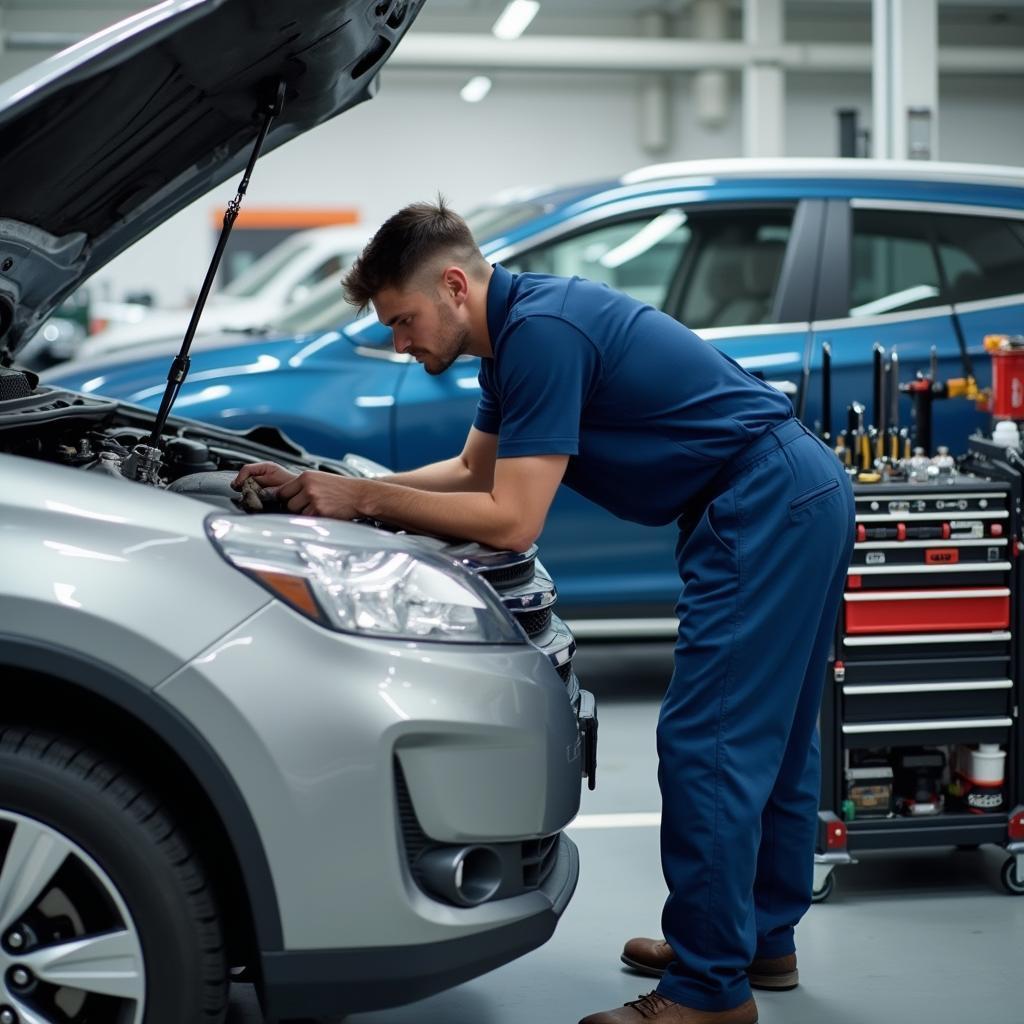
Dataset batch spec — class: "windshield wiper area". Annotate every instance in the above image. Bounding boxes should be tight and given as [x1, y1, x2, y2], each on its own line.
[117, 81, 287, 483]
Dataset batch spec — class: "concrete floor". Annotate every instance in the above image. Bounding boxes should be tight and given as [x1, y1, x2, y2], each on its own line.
[228, 643, 1024, 1024]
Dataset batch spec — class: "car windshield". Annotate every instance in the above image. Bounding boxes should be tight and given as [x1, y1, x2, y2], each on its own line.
[269, 276, 357, 334]
[465, 201, 549, 243]
[222, 238, 312, 298]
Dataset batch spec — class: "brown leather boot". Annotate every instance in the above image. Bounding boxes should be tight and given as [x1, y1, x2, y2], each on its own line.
[620, 938, 798, 991]
[579, 991, 758, 1024]
[621, 937, 674, 977]
[746, 953, 798, 991]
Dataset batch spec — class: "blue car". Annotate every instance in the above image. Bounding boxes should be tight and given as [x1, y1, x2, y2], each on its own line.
[45, 158, 1024, 634]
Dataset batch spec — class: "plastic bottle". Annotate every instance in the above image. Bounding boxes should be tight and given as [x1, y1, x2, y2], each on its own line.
[970, 744, 1006, 784]
[932, 445, 956, 482]
[908, 447, 930, 484]
[992, 419, 1021, 450]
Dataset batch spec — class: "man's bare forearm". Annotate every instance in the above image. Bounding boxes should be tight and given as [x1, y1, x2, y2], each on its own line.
[357, 480, 530, 551]
[383, 455, 490, 492]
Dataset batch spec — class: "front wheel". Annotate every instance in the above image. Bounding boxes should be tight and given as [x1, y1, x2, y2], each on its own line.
[0, 727, 228, 1023]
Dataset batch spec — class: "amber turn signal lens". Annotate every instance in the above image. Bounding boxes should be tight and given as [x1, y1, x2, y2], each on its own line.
[251, 568, 326, 625]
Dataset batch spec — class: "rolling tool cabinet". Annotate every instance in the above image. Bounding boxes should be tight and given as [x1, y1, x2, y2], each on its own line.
[815, 476, 1024, 899]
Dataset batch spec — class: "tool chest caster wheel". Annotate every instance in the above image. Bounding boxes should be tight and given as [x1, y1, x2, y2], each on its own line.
[1000, 857, 1024, 895]
[811, 873, 835, 903]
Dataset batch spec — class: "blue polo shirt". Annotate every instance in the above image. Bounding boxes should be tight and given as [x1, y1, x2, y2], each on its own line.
[474, 264, 794, 527]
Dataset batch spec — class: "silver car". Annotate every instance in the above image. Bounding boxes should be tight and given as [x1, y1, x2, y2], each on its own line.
[0, 2, 594, 1022]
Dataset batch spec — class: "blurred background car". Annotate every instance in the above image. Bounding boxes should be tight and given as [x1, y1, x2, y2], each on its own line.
[43, 157, 1024, 633]
[17, 288, 152, 369]
[72, 224, 368, 361]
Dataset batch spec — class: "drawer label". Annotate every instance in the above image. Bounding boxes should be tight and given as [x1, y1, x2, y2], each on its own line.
[925, 549, 959, 565]
[866, 552, 886, 565]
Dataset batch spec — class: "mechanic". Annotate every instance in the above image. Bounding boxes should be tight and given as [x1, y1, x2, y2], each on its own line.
[233, 200, 855, 1024]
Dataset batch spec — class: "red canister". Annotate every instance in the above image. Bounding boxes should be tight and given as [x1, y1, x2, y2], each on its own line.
[985, 334, 1024, 418]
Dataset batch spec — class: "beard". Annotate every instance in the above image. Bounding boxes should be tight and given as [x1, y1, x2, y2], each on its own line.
[424, 301, 472, 375]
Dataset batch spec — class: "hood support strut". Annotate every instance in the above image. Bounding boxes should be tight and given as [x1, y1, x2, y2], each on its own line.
[148, 80, 286, 448]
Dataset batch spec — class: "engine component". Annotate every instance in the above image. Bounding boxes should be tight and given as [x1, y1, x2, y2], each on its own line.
[167, 470, 254, 511]
[91, 451, 126, 477]
[122, 443, 164, 485]
[166, 436, 218, 473]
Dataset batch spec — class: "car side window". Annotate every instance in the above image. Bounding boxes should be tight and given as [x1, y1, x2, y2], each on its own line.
[933, 214, 1024, 304]
[849, 210, 944, 317]
[673, 208, 793, 329]
[504, 209, 691, 310]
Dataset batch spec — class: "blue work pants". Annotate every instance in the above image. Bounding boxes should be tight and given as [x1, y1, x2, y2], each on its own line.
[656, 418, 855, 1011]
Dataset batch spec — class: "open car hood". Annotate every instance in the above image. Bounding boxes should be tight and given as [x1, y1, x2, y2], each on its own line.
[0, 0, 423, 360]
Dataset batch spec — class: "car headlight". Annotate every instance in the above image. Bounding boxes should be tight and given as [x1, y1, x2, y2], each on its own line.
[207, 515, 524, 645]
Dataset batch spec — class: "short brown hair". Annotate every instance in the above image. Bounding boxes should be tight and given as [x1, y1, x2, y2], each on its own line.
[342, 197, 487, 311]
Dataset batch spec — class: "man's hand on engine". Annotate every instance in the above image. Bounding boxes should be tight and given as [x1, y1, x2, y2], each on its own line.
[275, 471, 366, 519]
[232, 462, 299, 492]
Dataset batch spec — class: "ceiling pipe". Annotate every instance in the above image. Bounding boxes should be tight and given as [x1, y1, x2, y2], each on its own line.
[389, 35, 1023, 75]
[2, 30, 1021, 74]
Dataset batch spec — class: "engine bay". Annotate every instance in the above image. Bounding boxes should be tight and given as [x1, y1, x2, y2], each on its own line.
[0, 376, 358, 514]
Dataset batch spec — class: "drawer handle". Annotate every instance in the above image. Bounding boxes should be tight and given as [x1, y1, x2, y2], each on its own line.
[848, 563, 1012, 575]
[844, 588, 1009, 602]
[856, 511, 1008, 522]
[843, 717, 1012, 734]
[843, 680, 1013, 695]
[844, 631, 1011, 646]
[854, 539, 1007, 549]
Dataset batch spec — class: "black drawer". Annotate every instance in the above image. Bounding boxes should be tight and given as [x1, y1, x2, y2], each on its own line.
[848, 564, 1011, 589]
[842, 719, 1012, 750]
[842, 679, 1013, 722]
[850, 539, 1010, 568]
[840, 631, 1012, 661]
[854, 489, 1009, 520]
[836, 654, 1012, 685]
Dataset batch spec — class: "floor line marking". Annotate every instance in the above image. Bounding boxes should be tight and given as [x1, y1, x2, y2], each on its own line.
[568, 812, 662, 829]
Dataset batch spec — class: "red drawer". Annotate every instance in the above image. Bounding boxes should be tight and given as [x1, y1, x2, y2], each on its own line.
[844, 588, 1010, 635]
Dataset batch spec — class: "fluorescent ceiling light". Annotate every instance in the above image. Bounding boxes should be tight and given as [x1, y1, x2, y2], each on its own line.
[460, 75, 493, 102]
[600, 210, 688, 269]
[492, 0, 540, 40]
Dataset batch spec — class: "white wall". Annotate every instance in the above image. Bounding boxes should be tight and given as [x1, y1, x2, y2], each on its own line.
[92, 68, 744, 307]
[2, 1, 1022, 306]
[94, 63, 1024, 308]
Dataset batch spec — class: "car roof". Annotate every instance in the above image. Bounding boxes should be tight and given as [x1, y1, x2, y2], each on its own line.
[619, 157, 1024, 190]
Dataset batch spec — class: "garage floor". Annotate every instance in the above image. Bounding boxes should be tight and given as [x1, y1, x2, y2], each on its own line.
[229, 643, 1023, 1024]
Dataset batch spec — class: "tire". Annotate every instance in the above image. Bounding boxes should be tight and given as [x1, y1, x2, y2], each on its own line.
[1000, 857, 1024, 896]
[811, 872, 835, 903]
[0, 726, 227, 1024]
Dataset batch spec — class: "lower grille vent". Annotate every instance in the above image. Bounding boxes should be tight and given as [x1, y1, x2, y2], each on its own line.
[394, 758, 562, 906]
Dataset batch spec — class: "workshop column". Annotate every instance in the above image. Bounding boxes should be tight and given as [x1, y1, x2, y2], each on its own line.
[872, 0, 938, 159]
[639, 11, 672, 155]
[742, 0, 784, 157]
[693, 0, 729, 133]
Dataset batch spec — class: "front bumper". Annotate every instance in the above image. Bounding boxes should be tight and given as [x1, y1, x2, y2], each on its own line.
[157, 600, 585, 951]
[259, 833, 578, 1019]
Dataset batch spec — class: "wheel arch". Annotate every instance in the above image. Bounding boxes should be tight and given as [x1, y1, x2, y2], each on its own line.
[0, 635, 284, 965]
